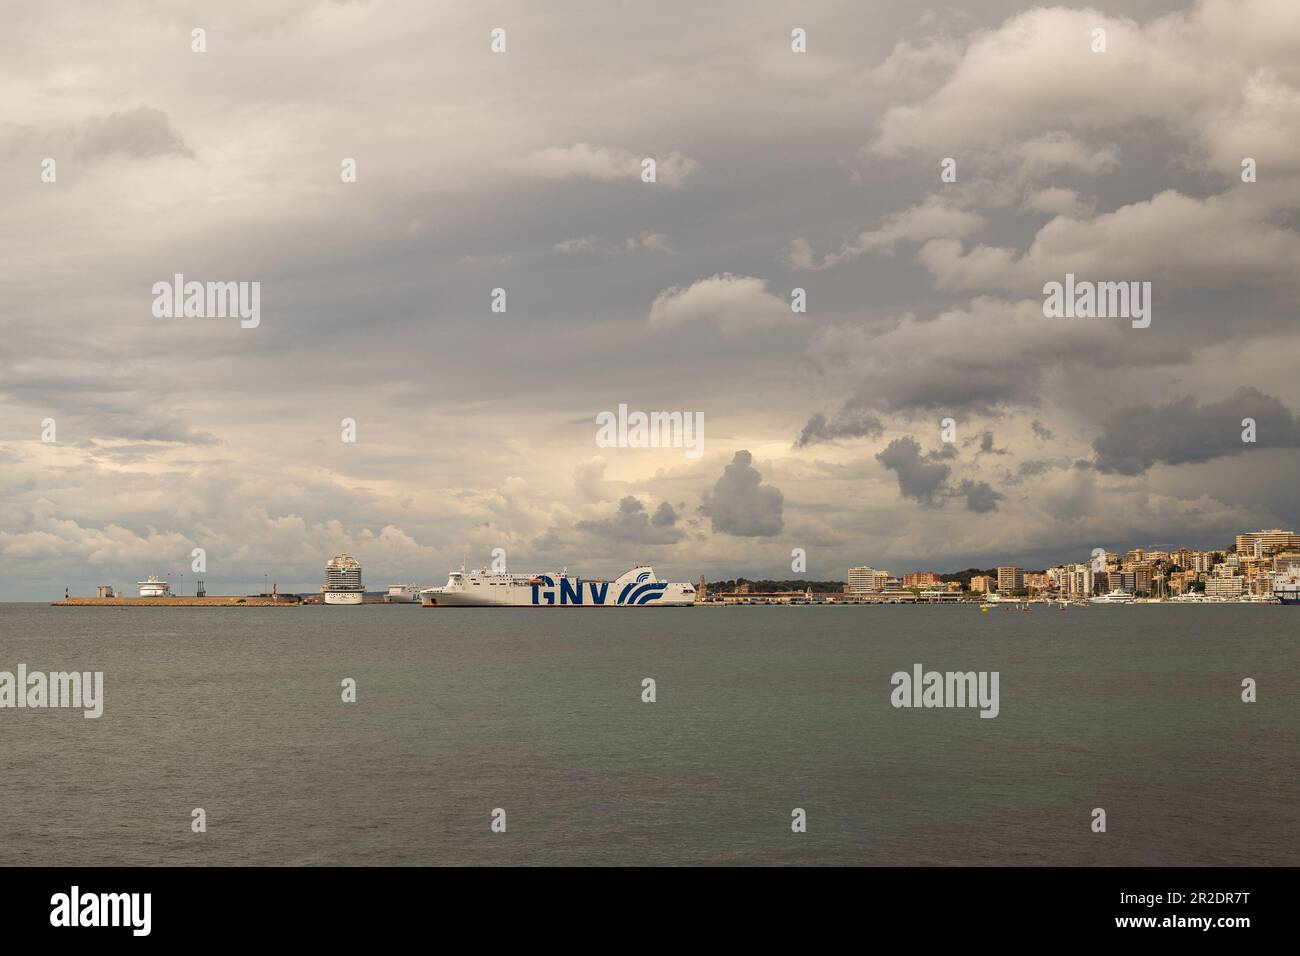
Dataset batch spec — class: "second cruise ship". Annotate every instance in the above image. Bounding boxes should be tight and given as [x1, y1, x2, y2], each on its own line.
[322, 553, 365, 605]
[420, 565, 695, 607]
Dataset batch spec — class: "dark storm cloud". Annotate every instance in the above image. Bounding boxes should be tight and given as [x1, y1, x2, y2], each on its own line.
[1091, 387, 1300, 475]
[794, 407, 885, 448]
[1017, 458, 1067, 478]
[952, 478, 1003, 513]
[76, 106, 192, 160]
[699, 450, 783, 536]
[576, 496, 683, 545]
[875, 437, 950, 505]
[650, 501, 677, 527]
[1031, 420, 1054, 442]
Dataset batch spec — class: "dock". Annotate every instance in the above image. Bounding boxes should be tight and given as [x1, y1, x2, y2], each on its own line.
[53, 596, 297, 608]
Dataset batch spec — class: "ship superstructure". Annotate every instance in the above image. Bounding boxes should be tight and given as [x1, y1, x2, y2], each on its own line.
[322, 553, 364, 605]
[420, 565, 694, 607]
[1271, 565, 1300, 605]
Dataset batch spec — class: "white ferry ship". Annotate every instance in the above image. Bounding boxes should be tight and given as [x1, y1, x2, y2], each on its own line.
[322, 553, 364, 605]
[1089, 588, 1136, 604]
[385, 584, 421, 603]
[420, 565, 695, 607]
[1271, 565, 1300, 605]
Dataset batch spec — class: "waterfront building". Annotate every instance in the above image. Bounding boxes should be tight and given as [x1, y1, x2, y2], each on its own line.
[1236, 530, 1300, 556]
[970, 575, 990, 594]
[996, 566, 1025, 593]
[902, 571, 941, 588]
[847, 566, 890, 594]
[1205, 576, 1244, 598]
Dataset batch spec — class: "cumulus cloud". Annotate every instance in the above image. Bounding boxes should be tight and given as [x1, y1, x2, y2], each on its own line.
[794, 407, 885, 448]
[876, 436, 1005, 512]
[875, 437, 950, 505]
[917, 188, 1300, 299]
[952, 478, 1004, 513]
[1092, 387, 1300, 475]
[1016, 132, 1119, 178]
[576, 496, 684, 544]
[806, 298, 1188, 415]
[870, 2, 1300, 172]
[699, 450, 783, 536]
[786, 197, 984, 270]
[648, 273, 789, 333]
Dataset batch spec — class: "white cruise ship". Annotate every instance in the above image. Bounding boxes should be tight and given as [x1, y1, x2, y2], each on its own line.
[385, 584, 421, 603]
[420, 565, 695, 608]
[1089, 588, 1136, 604]
[322, 553, 364, 605]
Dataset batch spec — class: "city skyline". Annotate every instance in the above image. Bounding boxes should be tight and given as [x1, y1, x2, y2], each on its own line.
[4, 0, 1300, 600]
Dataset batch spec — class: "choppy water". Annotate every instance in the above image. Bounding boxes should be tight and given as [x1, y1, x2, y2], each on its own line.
[0, 603, 1294, 866]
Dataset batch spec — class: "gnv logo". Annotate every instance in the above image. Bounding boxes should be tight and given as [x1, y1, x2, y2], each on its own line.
[531, 572, 667, 605]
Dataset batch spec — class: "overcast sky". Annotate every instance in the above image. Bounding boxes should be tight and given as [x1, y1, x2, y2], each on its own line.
[2, 0, 1299, 598]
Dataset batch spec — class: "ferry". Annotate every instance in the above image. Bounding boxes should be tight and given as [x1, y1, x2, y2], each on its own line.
[384, 584, 421, 603]
[1271, 566, 1300, 605]
[420, 565, 695, 607]
[321, 553, 364, 605]
[1089, 589, 1136, 604]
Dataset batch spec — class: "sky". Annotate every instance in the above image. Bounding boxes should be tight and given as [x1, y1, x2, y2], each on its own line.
[2, 0, 1299, 599]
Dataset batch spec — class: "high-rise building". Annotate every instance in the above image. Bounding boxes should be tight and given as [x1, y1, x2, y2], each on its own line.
[970, 575, 990, 594]
[996, 566, 1025, 593]
[847, 566, 890, 594]
[1236, 530, 1300, 556]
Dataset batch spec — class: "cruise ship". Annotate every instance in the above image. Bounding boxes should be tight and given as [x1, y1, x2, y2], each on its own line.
[1089, 588, 1136, 604]
[321, 553, 364, 605]
[1271, 566, 1300, 605]
[385, 584, 421, 603]
[420, 565, 695, 607]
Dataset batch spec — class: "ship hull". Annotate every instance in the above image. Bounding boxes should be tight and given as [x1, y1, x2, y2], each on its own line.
[421, 566, 695, 607]
[323, 591, 363, 605]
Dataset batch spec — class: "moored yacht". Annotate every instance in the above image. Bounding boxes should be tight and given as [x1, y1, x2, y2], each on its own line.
[1089, 588, 1136, 604]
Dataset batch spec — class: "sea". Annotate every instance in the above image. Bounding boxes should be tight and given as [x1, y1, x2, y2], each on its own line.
[0, 603, 1294, 866]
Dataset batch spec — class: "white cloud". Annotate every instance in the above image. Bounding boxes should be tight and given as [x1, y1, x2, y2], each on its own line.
[648, 273, 790, 333]
[786, 197, 985, 270]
